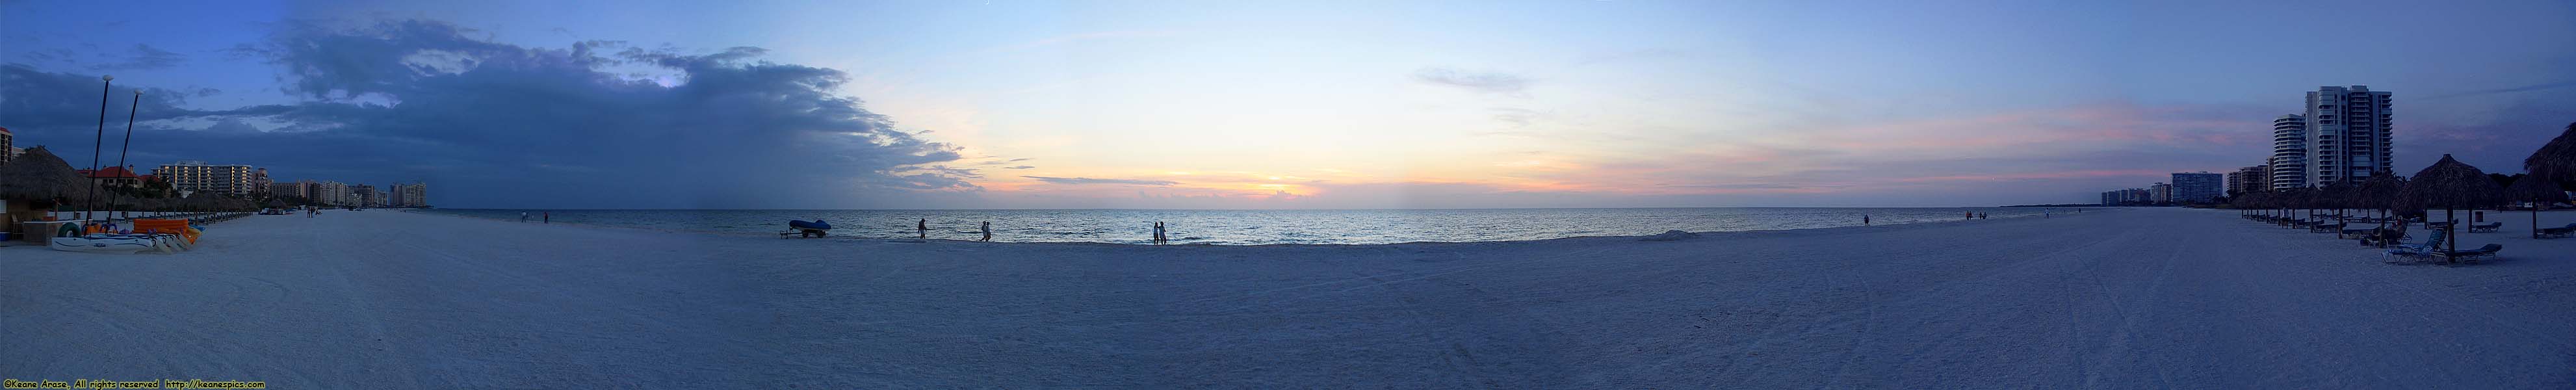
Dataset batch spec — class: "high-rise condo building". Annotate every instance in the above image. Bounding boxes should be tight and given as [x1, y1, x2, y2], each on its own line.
[154, 161, 263, 196]
[391, 183, 430, 207]
[349, 184, 377, 207]
[2227, 165, 2269, 195]
[251, 168, 273, 196]
[2170, 172, 2223, 203]
[0, 126, 13, 166]
[2268, 114, 2307, 190]
[2149, 183, 2172, 203]
[315, 181, 348, 206]
[2302, 85, 2393, 186]
[270, 181, 314, 202]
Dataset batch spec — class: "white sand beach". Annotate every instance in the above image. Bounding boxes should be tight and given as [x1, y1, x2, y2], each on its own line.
[4, 207, 2573, 388]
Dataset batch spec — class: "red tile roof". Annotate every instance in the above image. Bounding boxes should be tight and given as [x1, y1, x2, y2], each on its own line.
[81, 166, 144, 179]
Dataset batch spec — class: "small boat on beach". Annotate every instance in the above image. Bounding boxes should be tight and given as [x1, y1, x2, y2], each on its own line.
[42, 222, 190, 254]
[50, 234, 181, 254]
[782, 220, 832, 238]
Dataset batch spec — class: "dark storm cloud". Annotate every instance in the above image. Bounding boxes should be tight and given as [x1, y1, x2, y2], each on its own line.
[0, 20, 972, 208]
[1022, 176, 1177, 186]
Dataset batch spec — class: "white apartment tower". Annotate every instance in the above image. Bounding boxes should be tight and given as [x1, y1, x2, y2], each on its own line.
[392, 183, 429, 207]
[2302, 86, 2393, 187]
[2170, 172, 2224, 203]
[2267, 114, 2307, 190]
[155, 161, 263, 196]
[315, 181, 349, 206]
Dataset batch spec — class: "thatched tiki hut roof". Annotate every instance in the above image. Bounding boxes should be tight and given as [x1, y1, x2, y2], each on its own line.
[2504, 176, 2569, 205]
[2402, 154, 2506, 252]
[0, 146, 99, 205]
[2404, 154, 2507, 209]
[2504, 177, 2568, 238]
[2356, 175, 2406, 226]
[2525, 122, 2576, 185]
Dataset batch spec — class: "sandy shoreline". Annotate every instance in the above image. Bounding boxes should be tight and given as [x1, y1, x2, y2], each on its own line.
[4, 207, 2573, 387]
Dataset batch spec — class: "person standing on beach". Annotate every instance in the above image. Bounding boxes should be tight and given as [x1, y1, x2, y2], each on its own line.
[917, 219, 928, 239]
[1863, 214, 1871, 226]
[521, 211, 530, 222]
[980, 221, 993, 242]
[1152, 222, 1165, 244]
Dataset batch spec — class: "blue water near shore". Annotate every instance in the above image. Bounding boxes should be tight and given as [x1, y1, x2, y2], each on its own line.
[416, 207, 2080, 245]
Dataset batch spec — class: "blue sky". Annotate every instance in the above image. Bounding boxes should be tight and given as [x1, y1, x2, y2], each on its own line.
[3, 0, 2571, 209]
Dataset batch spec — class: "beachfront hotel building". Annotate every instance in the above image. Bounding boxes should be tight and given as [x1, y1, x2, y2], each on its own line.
[314, 181, 348, 206]
[0, 126, 13, 165]
[2170, 172, 2223, 203]
[250, 168, 272, 196]
[2267, 114, 2307, 190]
[271, 181, 313, 201]
[2300, 86, 2394, 187]
[391, 183, 429, 207]
[348, 184, 378, 207]
[153, 160, 263, 196]
[2226, 165, 2268, 196]
[2149, 183, 2172, 203]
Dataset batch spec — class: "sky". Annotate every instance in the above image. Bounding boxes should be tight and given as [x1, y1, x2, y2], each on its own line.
[2, 0, 2572, 209]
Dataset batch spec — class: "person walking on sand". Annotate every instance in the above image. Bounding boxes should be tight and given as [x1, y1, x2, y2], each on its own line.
[521, 211, 530, 222]
[980, 221, 993, 242]
[543, 211, 550, 224]
[917, 219, 928, 239]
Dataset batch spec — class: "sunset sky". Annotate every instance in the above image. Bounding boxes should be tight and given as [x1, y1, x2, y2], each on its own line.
[4, 1, 2573, 209]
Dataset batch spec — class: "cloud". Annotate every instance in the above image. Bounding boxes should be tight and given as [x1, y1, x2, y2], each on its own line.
[86, 44, 185, 70]
[1, 19, 972, 208]
[1002, 166, 1035, 169]
[1412, 67, 1529, 95]
[1489, 107, 1543, 127]
[1022, 176, 1177, 186]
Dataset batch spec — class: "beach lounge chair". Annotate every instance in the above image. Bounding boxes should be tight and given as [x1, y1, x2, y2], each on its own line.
[2384, 229, 2449, 259]
[2359, 224, 2410, 247]
[2539, 223, 2576, 239]
[2339, 226, 2377, 239]
[2466, 222, 2501, 233]
[2309, 222, 2345, 233]
[2435, 244, 2504, 264]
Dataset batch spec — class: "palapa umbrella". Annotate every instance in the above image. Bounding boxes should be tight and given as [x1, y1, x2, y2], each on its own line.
[0, 147, 103, 225]
[2357, 175, 2406, 228]
[2401, 154, 2506, 253]
[0, 147, 99, 203]
[2525, 122, 2576, 186]
[2276, 187, 2311, 226]
[2321, 182, 2360, 222]
[2503, 177, 2568, 239]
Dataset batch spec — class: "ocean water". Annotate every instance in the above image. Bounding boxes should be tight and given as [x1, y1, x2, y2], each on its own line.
[415, 207, 2082, 245]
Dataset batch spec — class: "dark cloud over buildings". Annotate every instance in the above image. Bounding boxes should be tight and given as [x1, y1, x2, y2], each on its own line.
[1, 20, 972, 208]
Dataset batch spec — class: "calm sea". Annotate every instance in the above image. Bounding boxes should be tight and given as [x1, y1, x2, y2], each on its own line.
[415, 207, 2082, 245]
